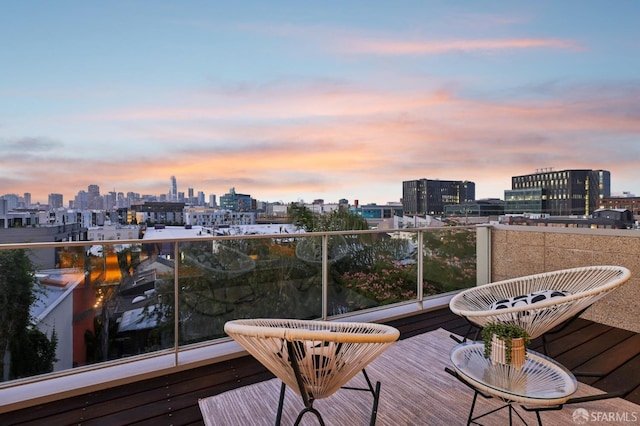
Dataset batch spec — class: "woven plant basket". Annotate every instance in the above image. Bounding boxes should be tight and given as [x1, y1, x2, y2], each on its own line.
[490, 335, 526, 370]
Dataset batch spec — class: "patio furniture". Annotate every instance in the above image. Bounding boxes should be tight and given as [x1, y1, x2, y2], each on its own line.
[449, 266, 631, 346]
[446, 342, 624, 426]
[224, 318, 399, 425]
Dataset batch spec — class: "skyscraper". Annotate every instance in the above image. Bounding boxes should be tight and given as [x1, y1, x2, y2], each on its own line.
[74, 190, 88, 210]
[87, 184, 102, 210]
[170, 176, 177, 201]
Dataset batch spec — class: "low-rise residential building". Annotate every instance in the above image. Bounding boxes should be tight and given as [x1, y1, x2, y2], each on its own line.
[87, 222, 141, 241]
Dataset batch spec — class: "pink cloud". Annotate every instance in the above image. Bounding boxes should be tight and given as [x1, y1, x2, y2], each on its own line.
[341, 37, 582, 55]
[10, 78, 639, 203]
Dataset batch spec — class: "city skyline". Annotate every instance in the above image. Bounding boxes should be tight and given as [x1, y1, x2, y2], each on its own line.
[2, 2, 640, 205]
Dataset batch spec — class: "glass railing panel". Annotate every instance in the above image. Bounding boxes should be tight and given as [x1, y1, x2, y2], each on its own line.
[328, 231, 419, 315]
[421, 227, 477, 295]
[175, 235, 324, 346]
[109, 241, 174, 357]
[78, 242, 170, 363]
[0, 226, 480, 387]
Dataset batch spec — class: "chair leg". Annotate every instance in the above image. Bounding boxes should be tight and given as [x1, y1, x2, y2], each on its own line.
[285, 339, 385, 426]
[293, 406, 325, 426]
[275, 381, 286, 426]
[447, 367, 539, 426]
[540, 307, 589, 356]
[369, 380, 381, 426]
[361, 368, 375, 395]
[466, 390, 479, 426]
[341, 369, 382, 425]
[276, 380, 327, 426]
[451, 323, 476, 343]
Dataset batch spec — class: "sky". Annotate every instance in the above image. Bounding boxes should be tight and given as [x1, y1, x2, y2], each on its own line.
[2, 1, 640, 206]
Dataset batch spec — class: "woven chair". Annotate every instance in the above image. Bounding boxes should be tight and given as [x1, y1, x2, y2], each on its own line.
[224, 318, 399, 426]
[449, 265, 631, 345]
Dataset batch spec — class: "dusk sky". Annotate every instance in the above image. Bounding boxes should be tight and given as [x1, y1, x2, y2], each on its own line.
[2, 1, 640, 206]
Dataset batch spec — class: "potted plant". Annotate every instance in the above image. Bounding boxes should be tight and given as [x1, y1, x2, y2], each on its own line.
[481, 323, 531, 369]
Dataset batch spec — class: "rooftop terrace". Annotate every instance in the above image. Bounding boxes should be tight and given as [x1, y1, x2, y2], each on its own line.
[0, 224, 639, 424]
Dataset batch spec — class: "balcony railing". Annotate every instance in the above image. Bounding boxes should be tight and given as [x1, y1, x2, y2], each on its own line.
[2, 223, 639, 414]
[0, 225, 480, 406]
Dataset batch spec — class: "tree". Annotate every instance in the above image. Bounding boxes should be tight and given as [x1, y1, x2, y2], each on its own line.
[288, 203, 370, 232]
[288, 202, 315, 231]
[9, 328, 58, 379]
[0, 249, 38, 381]
[316, 209, 369, 231]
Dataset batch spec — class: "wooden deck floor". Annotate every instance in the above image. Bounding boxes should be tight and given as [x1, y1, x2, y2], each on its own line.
[2, 307, 639, 426]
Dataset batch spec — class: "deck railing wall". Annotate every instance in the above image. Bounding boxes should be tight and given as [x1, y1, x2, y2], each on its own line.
[0, 225, 477, 412]
[2, 223, 639, 413]
[490, 224, 640, 333]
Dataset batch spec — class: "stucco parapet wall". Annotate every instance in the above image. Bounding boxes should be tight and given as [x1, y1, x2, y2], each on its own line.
[490, 224, 640, 333]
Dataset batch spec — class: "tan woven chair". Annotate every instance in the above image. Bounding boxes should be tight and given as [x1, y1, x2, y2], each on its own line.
[224, 318, 399, 425]
[449, 265, 631, 344]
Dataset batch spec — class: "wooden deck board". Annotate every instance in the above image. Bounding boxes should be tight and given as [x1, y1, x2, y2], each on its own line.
[552, 326, 635, 369]
[626, 380, 640, 406]
[1, 307, 638, 426]
[588, 353, 640, 405]
[543, 322, 612, 354]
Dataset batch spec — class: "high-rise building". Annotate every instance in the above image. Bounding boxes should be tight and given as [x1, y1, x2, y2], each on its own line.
[0, 194, 19, 210]
[23, 192, 31, 208]
[402, 179, 475, 216]
[126, 192, 140, 206]
[48, 193, 64, 209]
[504, 168, 610, 216]
[87, 184, 102, 210]
[104, 192, 117, 211]
[170, 176, 177, 201]
[74, 190, 88, 210]
[116, 192, 125, 208]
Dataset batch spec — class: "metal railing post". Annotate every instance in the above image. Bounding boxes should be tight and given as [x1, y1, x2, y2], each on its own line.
[174, 240, 180, 365]
[417, 229, 424, 306]
[322, 234, 329, 320]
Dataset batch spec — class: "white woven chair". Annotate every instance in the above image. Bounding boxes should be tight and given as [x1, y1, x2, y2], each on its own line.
[224, 318, 399, 426]
[448, 266, 632, 424]
[449, 265, 631, 341]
